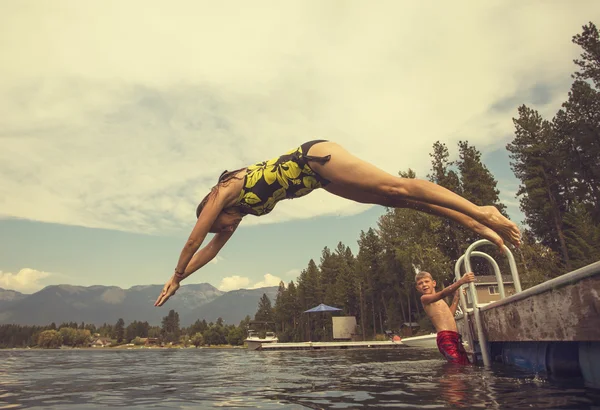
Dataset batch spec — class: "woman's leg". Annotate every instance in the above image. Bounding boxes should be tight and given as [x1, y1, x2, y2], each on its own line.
[307, 141, 521, 247]
[324, 184, 506, 249]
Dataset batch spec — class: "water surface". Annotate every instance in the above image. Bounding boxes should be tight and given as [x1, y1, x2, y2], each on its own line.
[1, 348, 598, 409]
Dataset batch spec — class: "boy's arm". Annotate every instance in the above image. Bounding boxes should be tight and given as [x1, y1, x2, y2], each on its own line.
[420, 280, 463, 306]
[420, 273, 475, 306]
[449, 289, 461, 316]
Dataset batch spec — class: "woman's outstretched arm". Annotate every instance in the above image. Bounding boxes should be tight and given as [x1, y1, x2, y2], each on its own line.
[175, 229, 237, 280]
[154, 188, 236, 307]
[173, 192, 228, 275]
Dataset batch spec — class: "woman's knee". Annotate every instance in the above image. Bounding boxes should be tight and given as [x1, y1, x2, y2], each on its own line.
[379, 179, 411, 201]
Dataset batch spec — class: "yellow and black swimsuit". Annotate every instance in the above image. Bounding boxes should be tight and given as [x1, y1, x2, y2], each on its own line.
[232, 140, 332, 216]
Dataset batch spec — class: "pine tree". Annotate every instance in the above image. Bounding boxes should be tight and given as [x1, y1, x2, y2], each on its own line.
[427, 144, 464, 260]
[334, 244, 359, 316]
[274, 281, 288, 333]
[428, 141, 461, 192]
[356, 228, 384, 337]
[115, 318, 125, 343]
[572, 22, 600, 88]
[161, 310, 180, 343]
[553, 81, 600, 218]
[507, 105, 571, 269]
[254, 293, 273, 322]
[562, 202, 600, 269]
[296, 259, 320, 310]
[456, 141, 510, 272]
[285, 282, 302, 341]
[319, 247, 339, 305]
[456, 141, 506, 215]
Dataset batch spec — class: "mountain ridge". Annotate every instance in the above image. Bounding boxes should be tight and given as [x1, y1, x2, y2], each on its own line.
[0, 283, 279, 327]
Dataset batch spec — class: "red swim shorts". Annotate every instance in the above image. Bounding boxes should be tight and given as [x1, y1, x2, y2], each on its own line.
[436, 330, 470, 365]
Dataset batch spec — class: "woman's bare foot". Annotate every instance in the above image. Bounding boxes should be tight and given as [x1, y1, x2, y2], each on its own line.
[470, 220, 505, 251]
[479, 206, 521, 248]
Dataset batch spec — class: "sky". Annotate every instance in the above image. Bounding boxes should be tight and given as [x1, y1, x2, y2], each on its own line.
[1, 1, 599, 294]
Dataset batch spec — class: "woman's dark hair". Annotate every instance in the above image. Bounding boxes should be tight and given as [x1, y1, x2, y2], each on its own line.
[195, 168, 244, 219]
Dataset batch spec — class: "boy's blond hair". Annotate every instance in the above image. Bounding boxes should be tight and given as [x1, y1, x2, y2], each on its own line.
[415, 271, 433, 283]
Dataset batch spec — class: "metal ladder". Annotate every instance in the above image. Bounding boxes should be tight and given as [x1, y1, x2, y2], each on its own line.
[453, 239, 522, 366]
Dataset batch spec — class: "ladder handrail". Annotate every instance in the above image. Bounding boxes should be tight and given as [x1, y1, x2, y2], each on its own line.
[455, 251, 507, 303]
[464, 240, 522, 293]
[454, 251, 497, 366]
[454, 239, 521, 367]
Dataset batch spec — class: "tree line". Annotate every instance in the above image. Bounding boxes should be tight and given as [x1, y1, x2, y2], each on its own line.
[0, 311, 252, 349]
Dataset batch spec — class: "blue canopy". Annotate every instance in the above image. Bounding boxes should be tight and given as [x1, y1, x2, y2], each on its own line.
[304, 303, 342, 313]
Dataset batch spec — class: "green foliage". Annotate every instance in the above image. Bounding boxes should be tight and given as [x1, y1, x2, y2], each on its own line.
[52, 325, 91, 347]
[202, 324, 227, 345]
[148, 326, 161, 338]
[457, 141, 506, 214]
[563, 203, 600, 269]
[96, 323, 113, 338]
[515, 230, 563, 289]
[0, 315, 246, 349]
[132, 337, 145, 346]
[226, 326, 246, 346]
[254, 294, 274, 322]
[125, 321, 150, 343]
[191, 332, 204, 347]
[161, 310, 180, 343]
[508, 105, 571, 266]
[114, 318, 125, 344]
[37, 330, 63, 349]
[188, 319, 208, 336]
[572, 22, 600, 88]
[506, 21, 600, 270]
[0, 324, 46, 348]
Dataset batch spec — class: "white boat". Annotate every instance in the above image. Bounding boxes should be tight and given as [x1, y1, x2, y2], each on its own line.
[400, 333, 438, 348]
[245, 330, 279, 351]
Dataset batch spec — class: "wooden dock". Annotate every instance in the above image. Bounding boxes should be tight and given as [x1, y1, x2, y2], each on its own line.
[457, 260, 600, 344]
[455, 256, 600, 389]
[257, 340, 403, 351]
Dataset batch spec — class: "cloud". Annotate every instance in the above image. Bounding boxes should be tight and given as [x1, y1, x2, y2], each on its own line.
[284, 269, 301, 278]
[0, 268, 52, 293]
[218, 273, 283, 291]
[0, 2, 598, 234]
[210, 255, 224, 265]
[250, 274, 283, 289]
[218, 275, 251, 292]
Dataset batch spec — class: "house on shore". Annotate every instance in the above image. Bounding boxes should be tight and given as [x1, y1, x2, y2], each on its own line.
[91, 337, 112, 347]
[466, 275, 516, 306]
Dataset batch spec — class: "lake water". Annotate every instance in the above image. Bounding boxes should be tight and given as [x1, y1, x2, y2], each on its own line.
[0, 348, 598, 409]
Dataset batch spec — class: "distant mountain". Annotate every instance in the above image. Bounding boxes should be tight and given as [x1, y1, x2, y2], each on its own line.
[0, 283, 278, 327]
[0, 288, 26, 309]
[183, 287, 279, 325]
[0, 288, 25, 301]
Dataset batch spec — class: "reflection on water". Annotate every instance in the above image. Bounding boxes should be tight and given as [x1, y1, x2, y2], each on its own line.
[0, 348, 598, 409]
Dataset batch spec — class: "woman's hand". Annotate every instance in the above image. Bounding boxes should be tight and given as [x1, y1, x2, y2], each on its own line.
[154, 275, 181, 307]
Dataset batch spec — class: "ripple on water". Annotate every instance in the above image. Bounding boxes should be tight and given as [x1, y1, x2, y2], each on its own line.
[0, 348, 598, 409]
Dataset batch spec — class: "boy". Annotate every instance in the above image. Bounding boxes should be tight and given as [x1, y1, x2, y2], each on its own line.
[415, 271, 475, 365]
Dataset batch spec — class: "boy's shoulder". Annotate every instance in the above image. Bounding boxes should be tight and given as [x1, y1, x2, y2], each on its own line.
[420, 293, 437, 306]
[421, 287, 448, 306]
